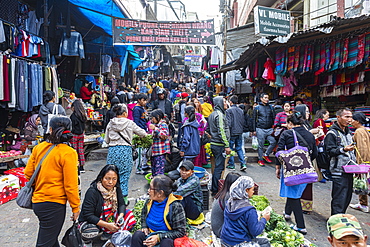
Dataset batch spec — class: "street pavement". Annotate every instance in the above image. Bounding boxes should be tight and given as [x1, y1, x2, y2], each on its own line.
[0, 155, 369, 246]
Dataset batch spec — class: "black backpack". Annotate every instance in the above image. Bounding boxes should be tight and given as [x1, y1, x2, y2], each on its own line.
[317, 129, 340, 170]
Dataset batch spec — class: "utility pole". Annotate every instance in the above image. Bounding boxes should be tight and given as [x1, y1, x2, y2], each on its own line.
[222, 0, 229, 88]
[154, 0, 158, 18]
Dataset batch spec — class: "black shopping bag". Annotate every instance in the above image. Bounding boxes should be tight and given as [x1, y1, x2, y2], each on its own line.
[62, 222, 83, 247]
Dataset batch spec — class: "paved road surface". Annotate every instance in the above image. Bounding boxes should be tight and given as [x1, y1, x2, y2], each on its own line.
[0, 158, 369, 246]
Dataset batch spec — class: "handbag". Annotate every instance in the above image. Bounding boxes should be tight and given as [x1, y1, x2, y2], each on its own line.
[342, 146, 370, 174]
[117, 132, 139, 161]
[16, 145, 56, 209]
[62, 221, 83, 247]
[275, 129, 318, 186]
[46, 104, 62, 134]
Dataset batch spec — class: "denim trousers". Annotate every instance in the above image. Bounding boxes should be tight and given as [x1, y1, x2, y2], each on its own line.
[256, 128, 276, 160]
[228, 135, 246, 167]
[211, 144, 226, 195]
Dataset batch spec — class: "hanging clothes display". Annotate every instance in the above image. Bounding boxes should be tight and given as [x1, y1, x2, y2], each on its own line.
[58, 31, 85, 59]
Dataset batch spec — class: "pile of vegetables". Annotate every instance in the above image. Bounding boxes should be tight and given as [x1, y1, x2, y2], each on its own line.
[205, 143, 212, 156]
[249, 195, 308, 247]
[353, 175, 369, 195]
[132, 199, 146, 232]
[132, 134, 153, 149]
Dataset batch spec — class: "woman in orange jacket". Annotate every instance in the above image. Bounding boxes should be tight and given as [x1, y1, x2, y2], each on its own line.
[25, 116, 80, 247]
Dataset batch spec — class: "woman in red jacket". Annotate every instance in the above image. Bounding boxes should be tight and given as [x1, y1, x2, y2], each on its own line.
[80, 81, 93, 103]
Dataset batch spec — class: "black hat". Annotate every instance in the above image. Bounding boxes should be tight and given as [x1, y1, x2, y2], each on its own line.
[180, 160, 194, 170]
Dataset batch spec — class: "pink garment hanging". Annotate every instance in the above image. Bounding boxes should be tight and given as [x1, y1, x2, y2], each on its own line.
[262, 58, 276, 82]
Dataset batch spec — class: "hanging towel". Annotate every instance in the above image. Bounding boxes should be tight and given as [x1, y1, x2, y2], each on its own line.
[330, 40, 341, 72]
[315, 44, 326, 75]
[2, 55, 10, 101]
[324, 42, 331, 71]
[8, 58, 16, 108]
[0, 55, 3, 100]
[355, 34, 365, 67]
[297, 46, 305, 74]
[341, 38, 349, 68]
[51, 67, 59, 103]
[293, 45, 300, 72]
[275, 47, 287, 75]
[344, 36, 358, 68]
[313, 45, 321, 73]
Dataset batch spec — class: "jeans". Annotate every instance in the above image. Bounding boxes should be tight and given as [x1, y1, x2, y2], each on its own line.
[131, 231, 174, 247]
[211, 144, 226, 195]
[331, 173, 354, 215]
[256, 128, 276, 160]
[228, 135, 246, 167]
[181, 195, 201, 220]
[33, 202, 66, 247]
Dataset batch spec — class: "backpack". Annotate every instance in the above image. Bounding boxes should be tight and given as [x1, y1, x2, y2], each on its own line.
[317, 129, 340, 170]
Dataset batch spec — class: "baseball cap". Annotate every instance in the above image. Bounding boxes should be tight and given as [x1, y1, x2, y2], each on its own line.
[181, 92, 189, 98]
[180, 160, 194, 170]
[327, 214, 364, 240]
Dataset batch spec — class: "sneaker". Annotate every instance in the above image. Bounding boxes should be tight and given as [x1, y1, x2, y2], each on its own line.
[290, 224, 307, 235]
[263, 156, 272, 163]
[79, 166, 85, 173]
[226, 165, 235, 170]
[83, 241, 92, 247]
[283, 211, 291, 221]
[240, 164, 247, 171]
[257, 160, 265, 167]
[349, 203, 369, 213]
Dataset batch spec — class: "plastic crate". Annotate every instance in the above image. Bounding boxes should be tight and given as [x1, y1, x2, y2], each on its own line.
[201, 184, 209, 211]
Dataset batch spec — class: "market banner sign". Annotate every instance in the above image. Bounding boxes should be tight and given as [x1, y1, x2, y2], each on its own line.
[254, 6, 291, 36]
[113, 18, 215, 46]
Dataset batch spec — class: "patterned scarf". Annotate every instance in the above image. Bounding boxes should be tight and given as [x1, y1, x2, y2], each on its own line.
[227, 176, 255, 212]
[97, 181, 118, 212]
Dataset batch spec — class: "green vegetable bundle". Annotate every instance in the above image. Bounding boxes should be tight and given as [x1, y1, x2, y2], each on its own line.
[250, 195, 270, 211]
[132, 134, 153, 149]
[132, 199, 146, 232]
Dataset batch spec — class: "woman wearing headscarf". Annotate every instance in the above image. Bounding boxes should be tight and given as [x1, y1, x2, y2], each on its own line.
[275, 112, 317, 235]
[221, 176, 270, 247]
[293, 104, 320, 214]
[349, 112, 370, 213]
[21, 114, 41, 153]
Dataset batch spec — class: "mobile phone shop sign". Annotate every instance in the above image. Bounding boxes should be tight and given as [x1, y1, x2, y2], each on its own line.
[113, 18, 215, 45]
[254, 6, 291, 36]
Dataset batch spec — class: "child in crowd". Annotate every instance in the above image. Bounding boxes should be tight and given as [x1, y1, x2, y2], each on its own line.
[70, 100, 87, 173]
[149, 109, 170, 177]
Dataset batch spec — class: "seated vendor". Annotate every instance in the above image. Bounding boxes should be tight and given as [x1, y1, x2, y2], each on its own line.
[78, 165, 136, 247]
[21, 114, 41, 152]
[80, 81, 93, 103]
[174, 160, 203, 221]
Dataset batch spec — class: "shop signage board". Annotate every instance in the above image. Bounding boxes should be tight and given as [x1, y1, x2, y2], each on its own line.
[254, 6, 291, 36]
[184, 54, 202, 72]
[113, 18, 215, 45]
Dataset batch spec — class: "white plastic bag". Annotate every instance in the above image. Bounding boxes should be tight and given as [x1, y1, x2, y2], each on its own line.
[252, 136, 258, 151]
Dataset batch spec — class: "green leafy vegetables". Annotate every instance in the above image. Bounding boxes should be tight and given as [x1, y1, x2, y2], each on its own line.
[132, 134, 153, 149]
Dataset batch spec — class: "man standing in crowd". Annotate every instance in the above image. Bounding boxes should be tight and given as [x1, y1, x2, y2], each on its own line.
[174, 92, 189, 147]
[153, 88, 173, 120]
[207, 96, 230, 196]
[149, 80, 160, 104]
[161, 76, 170, 90]
[325, 108, 356, 215]
[196, 74, 207, 93]
[327, 214, 368, 246]
[252, 93, 276, 167]
[116, 85, 128, 104]
[226, 95, 247, 171]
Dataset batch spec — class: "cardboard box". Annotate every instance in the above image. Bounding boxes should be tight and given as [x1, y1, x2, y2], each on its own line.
[0, 174, 20, 205]
[4, 167, 27, 188]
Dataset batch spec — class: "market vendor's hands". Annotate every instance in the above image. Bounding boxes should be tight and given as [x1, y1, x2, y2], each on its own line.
[141, 228, 149, 235]
[115, 214, 124, 226]
[344, 143, 355, 152]
[149, 124, 156, 130]
[225, 147, 231, 155]
[180, 151, 184, 157]
[262, 211, 271, 221]
[275, 166, 280, 179]
[143, 235, 159, 247]
[105, 222, 120, 232]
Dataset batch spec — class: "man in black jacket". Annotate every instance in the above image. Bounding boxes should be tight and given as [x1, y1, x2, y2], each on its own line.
[252, 93, 276, 167]
[324, 108, 356, 215]
[152, 88, 173, 121]
[226, 95, 246, 171]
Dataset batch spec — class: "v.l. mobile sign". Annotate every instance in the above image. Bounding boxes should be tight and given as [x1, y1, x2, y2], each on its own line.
[254, 6, 291, 36]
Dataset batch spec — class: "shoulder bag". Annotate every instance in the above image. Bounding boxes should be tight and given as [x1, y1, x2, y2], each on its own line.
[46, 104, 63, 134]
[117, 132, 138, 161]
[275, 129, 318, 186]
[16, 145, 56, 209]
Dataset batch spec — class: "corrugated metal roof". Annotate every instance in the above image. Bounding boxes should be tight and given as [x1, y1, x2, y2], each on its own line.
[226, 24, 260, 50]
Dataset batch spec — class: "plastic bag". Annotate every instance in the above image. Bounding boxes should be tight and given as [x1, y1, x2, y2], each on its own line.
[62, 222, 83, 247]
[111, 230, 132, 246]
[174, 236, 208, 247]
[252, 136, 258, 150]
